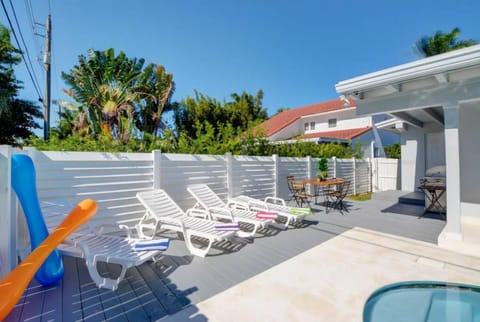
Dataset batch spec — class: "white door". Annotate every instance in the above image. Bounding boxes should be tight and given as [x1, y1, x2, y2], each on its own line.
[426, 132, 446, 170]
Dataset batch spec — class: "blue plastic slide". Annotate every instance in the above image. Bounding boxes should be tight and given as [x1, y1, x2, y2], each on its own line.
[11, 154, 64, 286]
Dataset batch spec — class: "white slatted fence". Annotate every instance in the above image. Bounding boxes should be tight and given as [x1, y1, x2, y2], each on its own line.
[0, 147, 400, 275]
[31, 150, 153, 229]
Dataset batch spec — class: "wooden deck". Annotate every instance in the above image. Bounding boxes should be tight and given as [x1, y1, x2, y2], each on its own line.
[6, 193, 445, 321]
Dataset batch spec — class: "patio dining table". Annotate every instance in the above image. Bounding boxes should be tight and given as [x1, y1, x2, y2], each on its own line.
[296, 178, 345, 209]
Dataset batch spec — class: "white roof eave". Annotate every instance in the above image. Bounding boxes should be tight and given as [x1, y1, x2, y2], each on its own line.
[335, 45, 480, 95]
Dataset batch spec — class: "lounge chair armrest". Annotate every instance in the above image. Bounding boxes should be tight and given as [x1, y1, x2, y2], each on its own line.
[227, 198, 249, 211]
[208, 206, 235, 221]
[118, 224, 136, 239]
[246, 199, 264, 208]
[186, 208, 210, 219]
[264, 196, 286, 206]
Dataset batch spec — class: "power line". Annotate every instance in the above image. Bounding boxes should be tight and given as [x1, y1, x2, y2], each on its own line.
[8, 0, 41, 91]
[24, 0, 43, 70]
[0, 0, 42, 99]
[24, 0, 35, 26]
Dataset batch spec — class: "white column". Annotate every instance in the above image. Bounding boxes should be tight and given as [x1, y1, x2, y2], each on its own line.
[0, 145, 15, 278]
[272, 154, 279, 198]
[226, 152, 233, 198]
[442, 105, 462, 240]
[152, 150, 161, 189]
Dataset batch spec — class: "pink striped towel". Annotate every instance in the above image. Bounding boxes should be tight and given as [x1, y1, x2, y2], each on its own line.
[256, 211, 278, 220]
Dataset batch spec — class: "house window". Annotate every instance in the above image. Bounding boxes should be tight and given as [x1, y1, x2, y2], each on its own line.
[328, 118, 337, 128]
[310, 122, 315, 130]
[304, 123, 309, 131]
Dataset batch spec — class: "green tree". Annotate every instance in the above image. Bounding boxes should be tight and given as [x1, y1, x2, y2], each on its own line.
[0, 25, 21, 113]
[174, 90, 267, 140]
[384, 143, 401, 159]
[135, 64, 175, 136]
[0, 25, 41, 145]
[61, 49, 175, 140]
[227, 90, 267, 129]
[416, 27, 477, 57]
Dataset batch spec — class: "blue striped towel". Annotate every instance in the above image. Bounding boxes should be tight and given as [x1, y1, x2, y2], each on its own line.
[134, 238, 170, 251]
[215, 223, 240, 231]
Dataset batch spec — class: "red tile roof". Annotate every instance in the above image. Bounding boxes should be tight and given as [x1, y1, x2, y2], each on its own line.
[258, 98, 356, 137]
[298, 127, 372, 140]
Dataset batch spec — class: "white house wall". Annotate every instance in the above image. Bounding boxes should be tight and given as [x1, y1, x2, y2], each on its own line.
[459, 102, 480, 219]
[302, 109, 366, 132]
[398, 121, 449, 192]
[269, 110, 372, 141]
[269, 122, 303, 141]
[302, 112, 370, 134]
[400, 126, 425, 191]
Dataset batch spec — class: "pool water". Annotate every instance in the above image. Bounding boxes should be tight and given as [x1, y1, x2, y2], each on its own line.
[363, 281, 480, 322]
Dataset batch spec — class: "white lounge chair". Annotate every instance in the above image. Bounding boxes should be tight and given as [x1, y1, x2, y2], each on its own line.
[58, 232, 167, 290]
[41, 201, 168, 291]
[226, 195, 310, 228]
[136, 189, 238, 257]
[187, 184, 275, 237]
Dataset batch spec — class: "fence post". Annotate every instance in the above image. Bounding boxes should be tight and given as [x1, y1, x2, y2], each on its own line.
[0, 145, 15, 278]
[371, 157, 376, 192]
[273, 154, 279, 198]
[332, 156, 337, 178]
[306, 156, 312, 178]
[352, 157, 357, 195]
[152, 150, 161, 189]
[306, 156, 312, 194]
[226, 152, 233, 198]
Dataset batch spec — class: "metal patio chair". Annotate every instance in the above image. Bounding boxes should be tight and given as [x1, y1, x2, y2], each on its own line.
[326, 180, 350, 213]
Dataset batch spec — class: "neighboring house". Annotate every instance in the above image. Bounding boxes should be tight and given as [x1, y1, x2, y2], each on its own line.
[336, 45, 480, 256]
[257, 98, 399, 158]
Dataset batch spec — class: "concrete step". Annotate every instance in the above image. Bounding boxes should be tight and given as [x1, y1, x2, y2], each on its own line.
[398, 191, 425, 206]
[461, 218, 480, 245]
[438, 221, 480, 258]
[371, 190, 411, 201]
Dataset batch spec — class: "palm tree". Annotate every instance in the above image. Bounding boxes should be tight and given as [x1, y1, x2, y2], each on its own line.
[135, 64, 175, 136]
[61, 49, 175, 140]
[91, 82, 138, 141]
[416, 27, 477, 57]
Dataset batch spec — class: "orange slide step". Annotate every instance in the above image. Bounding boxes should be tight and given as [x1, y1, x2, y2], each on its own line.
[0, 199, 98, 321]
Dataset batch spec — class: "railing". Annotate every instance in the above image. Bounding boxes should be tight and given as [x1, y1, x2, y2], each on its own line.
[0, 146, 398, 277]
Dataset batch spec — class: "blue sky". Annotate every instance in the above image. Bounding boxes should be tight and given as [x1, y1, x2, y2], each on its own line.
[2, 0, 480, 128]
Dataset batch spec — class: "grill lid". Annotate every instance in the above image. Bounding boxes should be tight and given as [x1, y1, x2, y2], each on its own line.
[425, 165, 446, 177]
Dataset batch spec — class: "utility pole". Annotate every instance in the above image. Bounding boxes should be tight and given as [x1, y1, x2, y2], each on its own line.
[43, 15, 51, 140]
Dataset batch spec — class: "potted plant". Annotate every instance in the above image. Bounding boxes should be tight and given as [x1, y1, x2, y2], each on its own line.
[317, 157, 329, 181]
